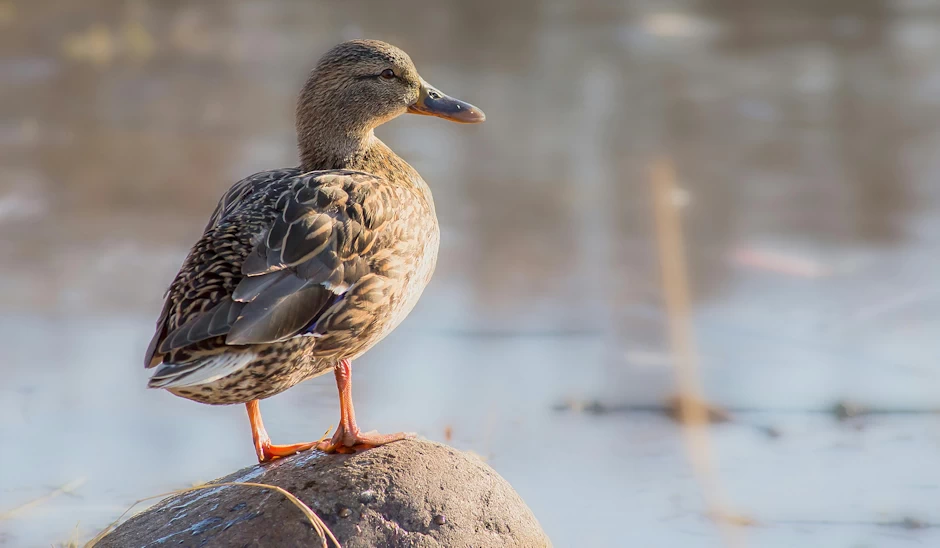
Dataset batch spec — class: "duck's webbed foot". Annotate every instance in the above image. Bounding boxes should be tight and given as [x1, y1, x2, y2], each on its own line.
[247, 400, 319, 463]
[316, 359, 414, 454]
[316, 427, 414, 454]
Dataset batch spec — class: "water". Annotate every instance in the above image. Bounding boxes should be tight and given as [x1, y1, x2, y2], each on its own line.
[1, 1, 939, 546]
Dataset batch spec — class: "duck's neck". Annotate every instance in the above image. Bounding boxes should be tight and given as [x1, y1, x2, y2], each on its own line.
[298, 131, 419, 185]
[298, 128, 377, 172]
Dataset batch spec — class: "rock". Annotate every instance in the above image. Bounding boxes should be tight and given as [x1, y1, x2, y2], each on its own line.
[95, 440, 551, 548]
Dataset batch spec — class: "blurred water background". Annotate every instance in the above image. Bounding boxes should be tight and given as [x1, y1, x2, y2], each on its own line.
[1, 0, 939, 546]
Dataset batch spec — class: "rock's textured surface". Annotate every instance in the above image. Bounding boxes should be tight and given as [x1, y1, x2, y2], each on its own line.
[96, 440, 550, 547]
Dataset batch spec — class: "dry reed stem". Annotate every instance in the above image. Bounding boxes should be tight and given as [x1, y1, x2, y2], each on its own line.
[0, 477, 87, 520]
[651, 157, 746, 548]
[83, 481, 340, 548]
[85, 427, 337, 547]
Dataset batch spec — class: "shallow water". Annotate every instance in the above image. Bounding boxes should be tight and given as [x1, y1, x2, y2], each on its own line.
[2, 1, 939, 546]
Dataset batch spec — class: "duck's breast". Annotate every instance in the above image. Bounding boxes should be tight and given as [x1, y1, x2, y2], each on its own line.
[355, 174, 440, 356]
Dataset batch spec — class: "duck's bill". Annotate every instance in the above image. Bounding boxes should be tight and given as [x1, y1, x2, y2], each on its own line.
[407, 79, 485, 123]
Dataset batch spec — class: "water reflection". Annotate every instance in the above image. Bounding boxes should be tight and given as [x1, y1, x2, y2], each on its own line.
[1, 1, 939, 546]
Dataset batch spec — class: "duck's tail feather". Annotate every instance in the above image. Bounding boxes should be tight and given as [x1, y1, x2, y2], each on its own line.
[147, 352, 258, 389]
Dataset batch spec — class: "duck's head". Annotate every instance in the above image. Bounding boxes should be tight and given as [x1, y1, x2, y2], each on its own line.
[297, 40, 484, 167]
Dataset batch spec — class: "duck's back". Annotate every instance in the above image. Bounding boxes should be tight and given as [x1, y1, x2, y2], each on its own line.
[145, 152, 439, 402]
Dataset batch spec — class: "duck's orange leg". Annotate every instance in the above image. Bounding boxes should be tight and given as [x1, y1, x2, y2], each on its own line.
[246, 400, 318, 463]
[316, 359, 413, 454]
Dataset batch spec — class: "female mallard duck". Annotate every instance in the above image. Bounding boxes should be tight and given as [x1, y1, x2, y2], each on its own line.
[144, 40, 484, 463]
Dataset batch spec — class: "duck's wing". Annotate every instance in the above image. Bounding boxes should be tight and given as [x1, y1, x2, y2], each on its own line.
[144, 169, 395, 368]
[144, 167, 300, 367]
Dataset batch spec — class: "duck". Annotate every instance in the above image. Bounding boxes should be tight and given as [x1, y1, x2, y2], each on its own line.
[143, 39, 485, 463]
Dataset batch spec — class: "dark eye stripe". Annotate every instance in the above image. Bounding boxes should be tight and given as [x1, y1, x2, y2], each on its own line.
[354, 71, 399, 81]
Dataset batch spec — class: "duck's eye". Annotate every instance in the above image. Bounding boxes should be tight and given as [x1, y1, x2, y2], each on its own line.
[380, 69, 396, 80]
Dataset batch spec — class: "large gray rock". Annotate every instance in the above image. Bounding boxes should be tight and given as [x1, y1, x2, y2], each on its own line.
[96, 440, 550, 547]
